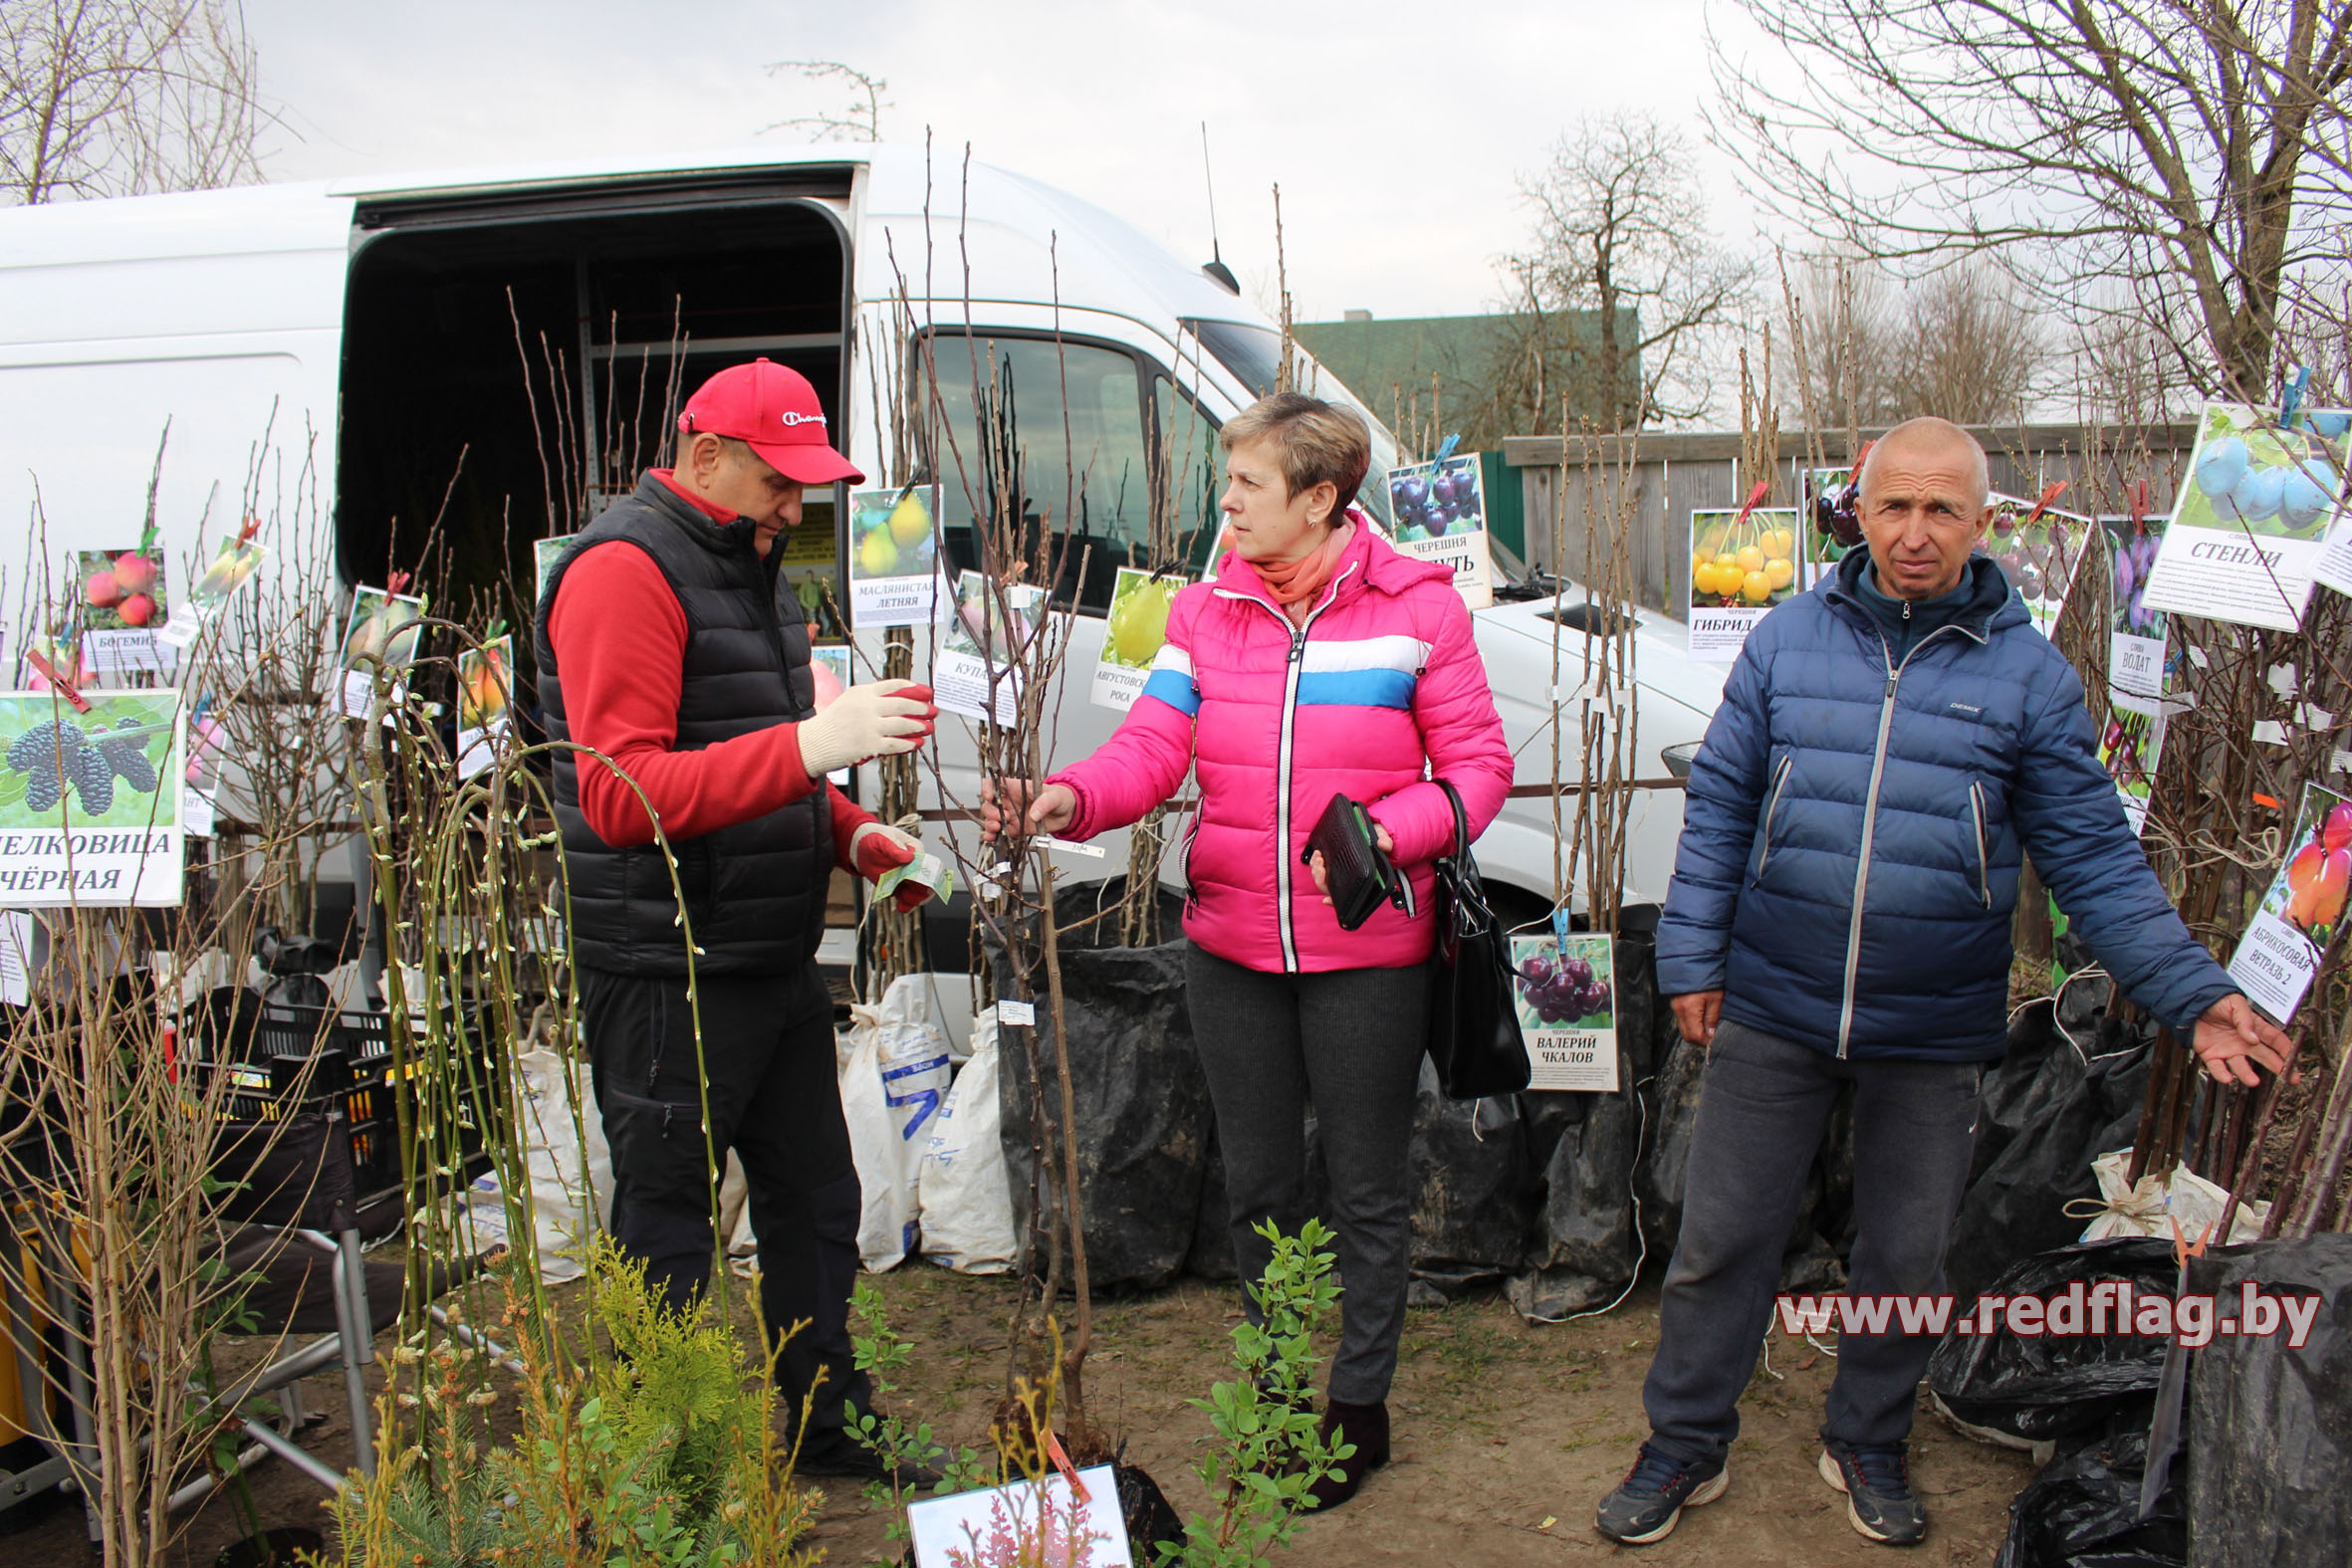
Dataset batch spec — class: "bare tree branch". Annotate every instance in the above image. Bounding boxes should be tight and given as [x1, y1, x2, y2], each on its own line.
[0, 0, 265, 204]
[759, 59, 889, 142]
[1500, 112, 1759, 429]
[1708, 0, 2352, 399]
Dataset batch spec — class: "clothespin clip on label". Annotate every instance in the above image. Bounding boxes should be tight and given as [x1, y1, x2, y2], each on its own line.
[483, 617, 508, 644]
[2130, 479, 2149, 534]
[1732, 479, 1771, 531]
[28, 650, 91, 714]
[1044, 1431, 1089, 1502]
[1550, 902, 1573, 955]
[385, 570, 412, 596]
[236, 515, 262, 545]
[2023, 481, 2068, 527]
[1431, 433, 1463, 472]
[2279, 364, 2312, 431]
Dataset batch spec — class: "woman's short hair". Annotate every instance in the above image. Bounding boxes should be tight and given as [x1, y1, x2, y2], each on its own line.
[1223, 392, 1371, 520]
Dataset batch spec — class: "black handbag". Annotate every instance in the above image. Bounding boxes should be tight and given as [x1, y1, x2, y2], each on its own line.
[1301, 791, 1408, 932]
[1425, 780, 1532, 1099]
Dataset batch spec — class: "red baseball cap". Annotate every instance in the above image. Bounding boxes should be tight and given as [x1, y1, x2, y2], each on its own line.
[677, 357, 865, 487]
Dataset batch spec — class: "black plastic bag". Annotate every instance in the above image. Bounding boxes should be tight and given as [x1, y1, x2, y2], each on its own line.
[2185, 1235, 2352, 1568]
[1402, 1070, 1529, 1296]
[1996, 1421, 2185, 1568]
[1946, 1002, 2153, 1305]
[1931, 1237, 2179, 1445]
[991, 880, 1212, 1293]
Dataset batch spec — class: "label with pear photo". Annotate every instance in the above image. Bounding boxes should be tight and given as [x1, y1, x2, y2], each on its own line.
[1090, 566, 1189, 711]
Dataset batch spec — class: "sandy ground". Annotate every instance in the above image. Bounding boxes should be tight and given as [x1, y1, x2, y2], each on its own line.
[8, 1261, 2033, 1565]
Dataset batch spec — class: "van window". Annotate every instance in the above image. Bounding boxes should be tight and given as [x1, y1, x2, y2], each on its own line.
[1180, 318, 1398, 530]
[928, 335, 1154, 612]
[1153, 374, 1225, 571]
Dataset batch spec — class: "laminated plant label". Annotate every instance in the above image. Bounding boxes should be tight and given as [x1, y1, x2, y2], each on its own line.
[1385, 453, 1495, 608]
[2228, 783, 2350, 1024]
[1090, 566, 1188, 711]
[1688, 508, 1801, 660]
[2102, 514, 2172, 699]
[934, 570, 1045, 725]
[906, 1463, 1132, 1567]
[1511, 933, 1619, 1092]
[809, 645, 852, 784]
[1985, 493, 2094, 640]
[2097, 692, 2163, 837]
[455, 634, 515, 780]
[0, 691, 186, 905]
[76, 547, 171, 675]
[1802, 467, 1859, 588]
[2140, 400, 2351, 631]
[532, 533, 578, 603]
[156, 536, 268, 650]
[848, 483, 947, 629]
[334, 584, 429, 718]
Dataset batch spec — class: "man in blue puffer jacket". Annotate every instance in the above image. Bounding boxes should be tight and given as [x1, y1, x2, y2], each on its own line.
[1596, 418, 2294, 1549]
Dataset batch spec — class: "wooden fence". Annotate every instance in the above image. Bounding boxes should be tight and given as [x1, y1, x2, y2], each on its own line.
[1506, 422, 2197, 618]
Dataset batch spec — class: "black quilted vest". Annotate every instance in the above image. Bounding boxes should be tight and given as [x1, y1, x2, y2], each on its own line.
[534, 475, 831, 976]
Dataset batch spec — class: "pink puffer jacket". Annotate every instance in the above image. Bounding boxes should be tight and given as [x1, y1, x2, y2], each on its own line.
[1050, 515, 1514, 973]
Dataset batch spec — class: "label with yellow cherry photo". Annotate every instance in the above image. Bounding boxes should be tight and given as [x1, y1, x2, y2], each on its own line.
[1687, 507, 1802, 661]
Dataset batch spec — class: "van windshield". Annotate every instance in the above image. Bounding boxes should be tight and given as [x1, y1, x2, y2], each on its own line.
[1181, 319, 1398, 528]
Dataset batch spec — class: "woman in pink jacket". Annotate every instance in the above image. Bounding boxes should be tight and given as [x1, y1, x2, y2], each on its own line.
[984, 393, 1514, 1509]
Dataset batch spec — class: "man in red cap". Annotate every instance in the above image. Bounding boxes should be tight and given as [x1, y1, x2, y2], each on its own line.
[535, 357, 939, 1480]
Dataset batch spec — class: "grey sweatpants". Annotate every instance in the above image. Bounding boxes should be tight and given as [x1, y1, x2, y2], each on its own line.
[1642, 1016, 1984, 1462]
[1185, 944, 1431, 1405]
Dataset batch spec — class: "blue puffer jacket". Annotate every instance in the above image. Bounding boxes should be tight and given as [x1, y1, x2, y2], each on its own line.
[1656, 549, 2235, 1062]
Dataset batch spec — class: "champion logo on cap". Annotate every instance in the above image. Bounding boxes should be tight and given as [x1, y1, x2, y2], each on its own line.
[675, 356, 864, 487]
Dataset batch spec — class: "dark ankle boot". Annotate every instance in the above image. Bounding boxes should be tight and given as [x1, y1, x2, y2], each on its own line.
[1303, 1399, 1390, 1511]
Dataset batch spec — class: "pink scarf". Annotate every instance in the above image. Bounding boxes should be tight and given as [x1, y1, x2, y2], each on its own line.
[1231, 522, 1353, 621]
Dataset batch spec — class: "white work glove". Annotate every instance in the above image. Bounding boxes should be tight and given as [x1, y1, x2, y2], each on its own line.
[798, 678, 937, 779]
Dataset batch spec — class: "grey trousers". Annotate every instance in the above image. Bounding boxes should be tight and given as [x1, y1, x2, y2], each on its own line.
[1185, 944, 1431, 1406]
[1642, 1016, 1984, 1463]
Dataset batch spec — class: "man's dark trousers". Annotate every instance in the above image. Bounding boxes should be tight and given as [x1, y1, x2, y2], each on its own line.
[1642, 1017, 1982, 1464]
[582, 962, 869, 1446]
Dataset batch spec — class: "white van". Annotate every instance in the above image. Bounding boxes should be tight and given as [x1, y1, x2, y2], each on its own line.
[0, 143, 1721, 940]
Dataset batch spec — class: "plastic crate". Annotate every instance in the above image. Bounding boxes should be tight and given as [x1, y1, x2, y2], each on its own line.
[200, 1003, 505, 1198]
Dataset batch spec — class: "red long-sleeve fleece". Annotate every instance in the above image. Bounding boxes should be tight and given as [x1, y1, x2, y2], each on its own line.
[546, 472, 874, 864]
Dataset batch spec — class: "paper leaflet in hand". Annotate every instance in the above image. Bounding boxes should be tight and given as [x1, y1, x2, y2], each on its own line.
[874, 849, 954, 906]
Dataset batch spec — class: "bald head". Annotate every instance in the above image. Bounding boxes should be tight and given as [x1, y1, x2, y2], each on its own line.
[1855, 417, 1997, 600]
[1860, 418, 1990, 514]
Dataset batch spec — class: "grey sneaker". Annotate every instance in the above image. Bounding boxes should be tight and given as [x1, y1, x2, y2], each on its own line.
[1818, 1439, 1927, 1545]
[1594, 1441, 1729, 1545]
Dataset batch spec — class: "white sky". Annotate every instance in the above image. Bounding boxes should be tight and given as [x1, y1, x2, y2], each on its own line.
[243, 0, 1768, 325]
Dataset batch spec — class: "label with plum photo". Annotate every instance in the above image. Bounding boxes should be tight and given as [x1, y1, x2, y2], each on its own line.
[2100, 514, 2172, 699]
[2141, 400, 2351, 631]
[1687, 508, 1801, 660]
[2098, 691, 2164, 837]
[1985, 494, 2093, 639]
[1384, 454, 1494, 609]
[1511, 933, 1619, 1091]
[2227, 783, 2349, 1025]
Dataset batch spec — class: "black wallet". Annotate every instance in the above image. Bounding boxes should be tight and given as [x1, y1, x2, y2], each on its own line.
[1302, 792, 1407, 930]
